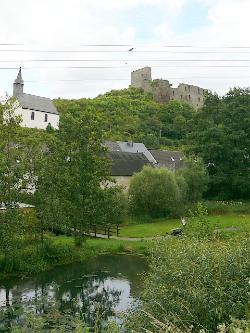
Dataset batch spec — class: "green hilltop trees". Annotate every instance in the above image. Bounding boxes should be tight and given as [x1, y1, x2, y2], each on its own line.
[188, 88, 250, 199]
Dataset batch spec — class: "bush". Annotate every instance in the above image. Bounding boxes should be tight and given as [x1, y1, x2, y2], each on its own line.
[128, 166, 183, 218]
[125, 236, 249, 332]
[176, 157, 209, 202]
[205, 200, 250, 215]
[185, 202, 215, 239]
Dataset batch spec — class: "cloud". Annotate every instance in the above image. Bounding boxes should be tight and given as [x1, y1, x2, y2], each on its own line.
[0, 0, 249, 99]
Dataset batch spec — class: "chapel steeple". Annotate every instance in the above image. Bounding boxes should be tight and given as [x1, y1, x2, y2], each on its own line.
[13, 67, 24, 96]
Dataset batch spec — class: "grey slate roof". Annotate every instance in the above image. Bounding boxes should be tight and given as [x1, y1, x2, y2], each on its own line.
[149, 150, 184, 170]
[104, 141, 121, 151]
[17, 93, 58, 115]
[105, 140, 157, 164]
[108, 151, 150, 176]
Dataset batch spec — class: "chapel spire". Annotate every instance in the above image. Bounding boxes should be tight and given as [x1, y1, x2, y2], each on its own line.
[13, 67, 24, 96]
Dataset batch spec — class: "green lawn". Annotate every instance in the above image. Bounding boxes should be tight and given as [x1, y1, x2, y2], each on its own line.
[120, 214, 250, 238]
[52, 234, 149, 253]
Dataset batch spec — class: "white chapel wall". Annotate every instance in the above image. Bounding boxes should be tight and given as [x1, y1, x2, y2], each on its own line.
[15, 106, 59, 130]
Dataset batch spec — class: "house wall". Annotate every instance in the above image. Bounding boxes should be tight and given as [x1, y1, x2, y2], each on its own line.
[15, 106, 59, 130]
[105, 176, 131, 192]
[113, 176, 131, 191]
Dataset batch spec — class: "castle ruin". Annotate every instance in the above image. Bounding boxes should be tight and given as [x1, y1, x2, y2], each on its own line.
[131, 67, 207, 108]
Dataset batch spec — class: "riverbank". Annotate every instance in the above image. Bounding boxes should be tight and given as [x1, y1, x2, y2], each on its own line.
[0, 213, 249, 281]
[0, 235, 149, 281]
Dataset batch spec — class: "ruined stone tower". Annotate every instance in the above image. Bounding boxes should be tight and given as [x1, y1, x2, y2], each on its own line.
[131, 67, 207, 108]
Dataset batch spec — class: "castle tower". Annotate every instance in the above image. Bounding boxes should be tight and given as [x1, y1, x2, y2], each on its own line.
[131, 67, 152, 92]
[13, 67, 24, 97]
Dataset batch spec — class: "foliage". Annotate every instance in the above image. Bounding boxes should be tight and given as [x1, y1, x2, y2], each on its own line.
[188, 88, 250, 199]
[185, 202, 215, 239]
[129, 166, 182, 218]
[54, 88, 196, 150]
[176, 157, 209, 202]
[97, 186, 128, 228]
[35, 108, 115, 245]
[0, 208, 25, 267]
[204, 200, 250, 215]
[125, 235, 250, 333]
[55, 87, 250, 199]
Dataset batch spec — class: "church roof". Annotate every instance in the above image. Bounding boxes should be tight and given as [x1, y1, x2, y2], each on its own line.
[17, 93, 58, 114]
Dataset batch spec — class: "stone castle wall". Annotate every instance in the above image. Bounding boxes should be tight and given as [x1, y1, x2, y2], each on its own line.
[131, 67, 207, 108]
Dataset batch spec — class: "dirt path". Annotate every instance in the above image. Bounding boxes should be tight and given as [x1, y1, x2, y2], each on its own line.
[88, 232, 169, 241]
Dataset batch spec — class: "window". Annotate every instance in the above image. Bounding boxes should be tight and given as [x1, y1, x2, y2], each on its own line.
[188, 95, 191, 100]
[31, 111, 35, 120]
[172, 90, 175, 96]
[198, 97, 201, 102]
[44, 114, 48, 122]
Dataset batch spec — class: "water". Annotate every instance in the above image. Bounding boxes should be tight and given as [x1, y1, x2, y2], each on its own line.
[0, 254, 147, 331]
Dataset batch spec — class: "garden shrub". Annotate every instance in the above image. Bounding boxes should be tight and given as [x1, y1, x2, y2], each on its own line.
[128, 166, 183, 218]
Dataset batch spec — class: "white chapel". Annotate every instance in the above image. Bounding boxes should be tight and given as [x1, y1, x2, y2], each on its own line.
[13, 68, 59, 130]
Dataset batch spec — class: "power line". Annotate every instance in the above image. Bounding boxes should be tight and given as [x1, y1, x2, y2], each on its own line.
[1, 65, 250, 69]
[2, 43, 250, 48]
[24, 77, 250, 82]
[0, 50, 250, 54]
[1, 59, 250, 62]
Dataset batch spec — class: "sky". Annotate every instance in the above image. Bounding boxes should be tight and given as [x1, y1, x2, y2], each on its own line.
[0, 0, 249, 99]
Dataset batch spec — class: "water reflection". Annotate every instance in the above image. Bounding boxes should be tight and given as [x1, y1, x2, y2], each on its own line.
[0, 254, 147, 331]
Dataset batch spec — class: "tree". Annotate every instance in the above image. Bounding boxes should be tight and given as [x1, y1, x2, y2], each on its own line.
[128, 166, 182, 218]
[176, 156, 209, 202]
[188, 88, 250, 199]
[0, 98, 35, 260]
[35, 109, 112, 245]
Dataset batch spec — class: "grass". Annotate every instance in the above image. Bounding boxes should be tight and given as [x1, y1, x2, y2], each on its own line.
[120, 214, 250, 238]
[53, 234, 149, 254]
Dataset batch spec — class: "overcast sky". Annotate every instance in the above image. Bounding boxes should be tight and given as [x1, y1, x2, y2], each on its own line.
[0, 0, 249, 99]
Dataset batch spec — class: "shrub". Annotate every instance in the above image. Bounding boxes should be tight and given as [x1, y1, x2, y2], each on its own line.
[205, 200, 250, 215]
[125, 236, 250, 332]
[185, 202, 215, 239]
[128, 166, 183, 218]
[176, 157, 209, 202]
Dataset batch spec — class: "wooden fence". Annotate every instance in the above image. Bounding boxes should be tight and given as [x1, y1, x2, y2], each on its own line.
[90, 224, 121, 239]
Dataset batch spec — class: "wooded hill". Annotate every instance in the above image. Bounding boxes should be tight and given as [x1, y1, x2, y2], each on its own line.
[54, 87, 250, 199]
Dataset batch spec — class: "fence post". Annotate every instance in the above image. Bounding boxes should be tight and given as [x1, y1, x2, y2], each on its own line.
[116, 225, 119, 237]
[108, 227, 110, 239]
[94, 225, 97, 238]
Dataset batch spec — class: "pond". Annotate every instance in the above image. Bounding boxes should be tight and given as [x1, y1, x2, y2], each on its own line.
[0, 254, 147, 331]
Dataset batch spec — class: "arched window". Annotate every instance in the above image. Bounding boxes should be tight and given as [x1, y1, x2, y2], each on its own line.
[44, 114, 48, 122]
[31, 111, 35, 120]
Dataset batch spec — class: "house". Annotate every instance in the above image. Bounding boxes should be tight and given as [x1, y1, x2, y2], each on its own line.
[149, 149, 184, 172]
[108, 151, 151, 191]
[12, 68, 59, 130]
[105, 140, 157, 164]
[105, 141, 184, 190]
